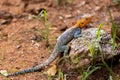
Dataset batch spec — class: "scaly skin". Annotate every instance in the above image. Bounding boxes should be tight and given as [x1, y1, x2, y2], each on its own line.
[6, 16, 92, 77]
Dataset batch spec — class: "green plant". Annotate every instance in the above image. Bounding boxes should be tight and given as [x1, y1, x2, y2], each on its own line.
[88, 41, 95, 62]
[34, 10, 50, 46]
[48, 75, 54, 80]
[56, 55, 73, 67]
[82, 66, 101, 80]
[99, 43, 115, 75]
[87, 24, 103, 62]
[113, 0, 120, 5]
[86, 24, 102, 65]
[67, 0, 74, 4]
[107, 7, 117, 50]
[58, 69, 64, 80]
[74, 54, 79, 63]
[96, 24, 115, 75]
[96, 24, 103, 41]
[118, 43, 120, 48]
[88, 23, 115, 78]
[107, 9, 120, 77]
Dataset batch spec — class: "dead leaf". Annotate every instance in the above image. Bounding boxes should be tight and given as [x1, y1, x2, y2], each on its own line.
[0, 70, 8, 76]
[46, 64, 57, 76]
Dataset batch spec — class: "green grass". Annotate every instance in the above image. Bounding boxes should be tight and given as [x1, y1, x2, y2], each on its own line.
[87, 24, 103, 64]
[107, 7, 117, 50]
[87, 24, 103, 63]
[58, 69, 65, 80]
[87, 22, 116, 79]
[107, 6, 120, 80]
[96, 24, 114, 75]
[87, 41, 95, 62]
[34, 10, 50, 46]
[48, 75, 54, 80]
[113, 0, 120, 5]
[67, 0, 74, 4]
[82, 66, 101, 80]
[96, 23, 115, 76]
[96, 24, 104, 41]
[87, 6, 120, 80]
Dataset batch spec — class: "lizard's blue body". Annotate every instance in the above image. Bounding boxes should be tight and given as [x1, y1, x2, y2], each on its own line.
[6, 16, 92, 77]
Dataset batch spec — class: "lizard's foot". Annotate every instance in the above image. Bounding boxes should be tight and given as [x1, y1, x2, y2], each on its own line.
[74, 34, 82, 38]
[62, 45, 70, 57]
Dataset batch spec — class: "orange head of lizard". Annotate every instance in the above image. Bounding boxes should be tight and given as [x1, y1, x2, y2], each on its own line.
[74, 16, 92, 28]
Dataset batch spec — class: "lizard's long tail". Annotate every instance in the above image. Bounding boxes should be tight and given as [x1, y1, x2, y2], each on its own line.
[6, 50, 58, 77]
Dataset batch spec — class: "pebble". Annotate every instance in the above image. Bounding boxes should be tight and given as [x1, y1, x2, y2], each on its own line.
[78, 1, 86, 7]
[28, 14, 34, 20]
[95, 6, 101, 11]
[16, 45, 21, 49]
[58, 15, 64, 20]
[64, 14, 73, 19]
[34, 43, 40, 48]
[77, 76, 82, 80]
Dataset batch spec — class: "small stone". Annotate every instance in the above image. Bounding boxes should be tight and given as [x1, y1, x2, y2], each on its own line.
[16, 45, 21, 49]
[12, 18, 17, 22]
[31, 40, 35, 45]
[0, 10, 13, 19]
[95, 6, 101, 11]
[81, 14, 93, 18]
[77, 76, 82, 80]
[28, 14, 34, 20]
[34, 43, 40, 48]
[58, 15, 64, 20]
[77, 10, 80, 13]
[78, 1, 86, 7]
[65, 14, 73, 19]
[0, 19, 11, 25]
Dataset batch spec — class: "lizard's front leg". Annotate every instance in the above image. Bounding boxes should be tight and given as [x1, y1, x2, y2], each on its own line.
[74, 29, 82, 38]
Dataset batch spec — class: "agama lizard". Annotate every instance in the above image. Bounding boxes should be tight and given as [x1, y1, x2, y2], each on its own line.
[6, 16, 92, 77]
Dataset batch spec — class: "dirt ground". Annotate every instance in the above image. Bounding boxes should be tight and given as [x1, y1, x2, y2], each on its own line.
[0, 0, 120, 80]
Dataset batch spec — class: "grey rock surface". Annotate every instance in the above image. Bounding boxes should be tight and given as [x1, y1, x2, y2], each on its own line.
[68, 28, 120, 68]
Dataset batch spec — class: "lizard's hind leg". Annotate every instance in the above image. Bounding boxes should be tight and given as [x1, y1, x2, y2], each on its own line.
[62, 46, 70, 57]
[56, 46, 70, 65]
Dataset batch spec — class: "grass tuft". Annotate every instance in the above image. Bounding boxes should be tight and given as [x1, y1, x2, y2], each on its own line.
[82, 66, 101, 80]
[34, 10, 50, 47]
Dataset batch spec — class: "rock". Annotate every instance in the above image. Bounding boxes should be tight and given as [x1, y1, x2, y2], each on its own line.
[16, 45, 22, 49]
[64, 14, 73, 19]
[58, 15, 64, 20]
[68, 28, 120, 68]
[0, 10, 13, 19]
[78, 1, 86, 7]
[95, 6, 101, 11]
[77, 76, 82, 80]
[0, 10, 13, 25]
